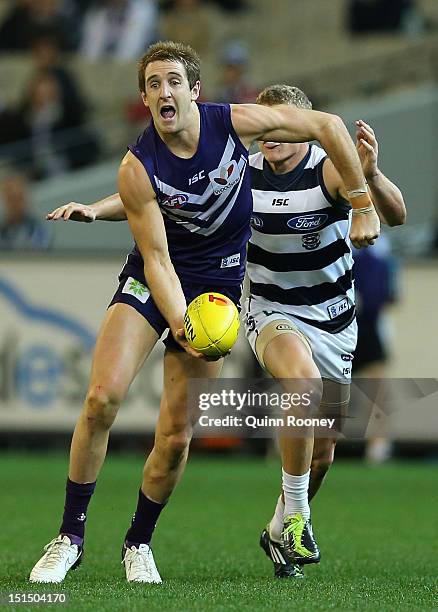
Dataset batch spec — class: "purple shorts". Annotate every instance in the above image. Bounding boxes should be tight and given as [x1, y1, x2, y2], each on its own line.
[109, 273, 242, 351]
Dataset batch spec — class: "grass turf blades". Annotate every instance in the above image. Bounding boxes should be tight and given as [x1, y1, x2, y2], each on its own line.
[1, 454, 436, 611]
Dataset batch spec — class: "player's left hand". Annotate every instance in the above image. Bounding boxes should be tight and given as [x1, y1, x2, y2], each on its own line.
[349, 206, 380, 248]
[356, 120, 379, 180]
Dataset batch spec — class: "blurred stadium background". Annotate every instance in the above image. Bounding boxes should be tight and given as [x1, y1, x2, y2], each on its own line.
[0, 1, 437, 608]
[1, 0, 437, 448]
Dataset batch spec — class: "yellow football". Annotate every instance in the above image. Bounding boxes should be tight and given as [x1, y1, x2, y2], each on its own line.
[184, 292, 240, 358]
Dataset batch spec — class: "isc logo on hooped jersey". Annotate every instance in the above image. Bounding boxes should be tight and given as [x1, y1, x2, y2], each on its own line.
[208, 160, 240, 195]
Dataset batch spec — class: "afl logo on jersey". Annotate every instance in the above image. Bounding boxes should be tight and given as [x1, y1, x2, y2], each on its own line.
[161, 194, 188, 209]
[208, 160, 240, 195]
[287, 214, 328, 232]
[250, 215, 264, 229]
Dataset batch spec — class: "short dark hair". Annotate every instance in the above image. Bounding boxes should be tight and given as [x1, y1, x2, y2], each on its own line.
[256, 84, 312, 109]
[138, 41, 201, 93]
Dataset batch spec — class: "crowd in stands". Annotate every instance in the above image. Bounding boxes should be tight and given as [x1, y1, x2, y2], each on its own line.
[347, 0, 428, 36]
[0, 27, 100, 180]
[0, 0, 159, 59]
[0, 1, 255, 249]
[0, 0, 248, 57]
[0, 171, 51, 250]
[0, 0, 436, 252]
[0, 1, 259, 179]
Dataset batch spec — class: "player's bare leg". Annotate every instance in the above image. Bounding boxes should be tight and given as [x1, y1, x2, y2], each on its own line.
[259, 325, 322, 574]
[263, 333, 321, 477]
[30, 304, 158, 583]
[309, 380, 349, 500]
[309, 437, 337, 501]
[143, 349, 223, 501]
[122, 349, 223, 582]
[69, 304, 159, 483]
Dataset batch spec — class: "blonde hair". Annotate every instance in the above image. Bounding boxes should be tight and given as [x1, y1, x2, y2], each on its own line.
[256, 84, 312, 109]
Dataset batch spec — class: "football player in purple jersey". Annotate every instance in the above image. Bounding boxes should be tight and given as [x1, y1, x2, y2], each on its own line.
[30, 41, 379, 584]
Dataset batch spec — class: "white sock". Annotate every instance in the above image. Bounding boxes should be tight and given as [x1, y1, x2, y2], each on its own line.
[268, 495, 284, 542]
[282, 468, 311, 520]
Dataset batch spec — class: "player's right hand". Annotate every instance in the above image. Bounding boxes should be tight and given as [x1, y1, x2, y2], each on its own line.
[174, 328, 205, 359]
[174, 328, 224, 361]
[46, 202, 96, 223]
[349, 206, 380, 248]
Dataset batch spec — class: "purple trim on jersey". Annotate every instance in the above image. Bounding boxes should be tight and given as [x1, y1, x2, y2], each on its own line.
[126, 103, 252, 284]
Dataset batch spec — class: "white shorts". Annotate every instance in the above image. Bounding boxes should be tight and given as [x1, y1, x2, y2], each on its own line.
[243, 295, 357, 384]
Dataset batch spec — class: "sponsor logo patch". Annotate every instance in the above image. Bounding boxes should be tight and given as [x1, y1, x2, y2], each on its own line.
[208, 160, 240, 195]
[276, 323, 294, 331]
[122, 277, 150, 304]
[188, 170, 205, 185]
[245, 313, 256, 332]
[250, 215, 264, 229]
[302, 233, 320, 250]
[221, 253, 241, 268]
[341, 353, 353, 362]
[161, 193, 188, 209]
[327, 298, 349, 320]
[287, 213, 328, 232]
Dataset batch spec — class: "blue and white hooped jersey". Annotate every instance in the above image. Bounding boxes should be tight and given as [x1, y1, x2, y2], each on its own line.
[123, 102, 252, 285]
[248, 145, 355, 333]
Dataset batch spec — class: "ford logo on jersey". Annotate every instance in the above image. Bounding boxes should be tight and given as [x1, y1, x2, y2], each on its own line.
[161, 194, 188, 209]
[287, 214, 328, 231]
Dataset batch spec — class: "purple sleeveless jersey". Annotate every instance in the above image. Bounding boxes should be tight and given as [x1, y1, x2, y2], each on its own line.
[122, 102, 252, 285]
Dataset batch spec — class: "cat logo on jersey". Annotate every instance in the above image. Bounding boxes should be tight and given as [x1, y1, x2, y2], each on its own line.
[302, 233, 321, 250]
[208, 160, 240, 195]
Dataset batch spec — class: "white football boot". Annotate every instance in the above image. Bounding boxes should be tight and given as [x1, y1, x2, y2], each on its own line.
[29, 535, 82, 583]
[122, 543, 162, 583]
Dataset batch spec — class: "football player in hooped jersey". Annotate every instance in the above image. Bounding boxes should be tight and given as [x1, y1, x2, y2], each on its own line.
[246, 85, 405, 577]
[31, 39, 380, 585]
[45, 85, 405, 579]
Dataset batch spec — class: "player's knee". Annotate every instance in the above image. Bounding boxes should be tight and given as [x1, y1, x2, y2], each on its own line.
[272, 351, 322, 391]
[289, 360, 321, 385]
[162, 429, 192, 461]
[148, 429, 191, 484]
[85, 387, 121, 430]
[279, 366, 323, 414]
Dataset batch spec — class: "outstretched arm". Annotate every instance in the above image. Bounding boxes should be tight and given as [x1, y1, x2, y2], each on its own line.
[118, 151, 202, 358]
[355, 120, 406, 226]
[46, 193, 127, 222]
[231, 103, 380, 247]
[326, 119, 406, 230]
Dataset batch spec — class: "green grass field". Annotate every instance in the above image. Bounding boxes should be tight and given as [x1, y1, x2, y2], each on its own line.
[1, 453, 437, 611]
